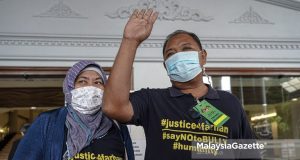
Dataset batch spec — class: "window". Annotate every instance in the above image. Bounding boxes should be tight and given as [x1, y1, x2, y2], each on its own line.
[206, 68, 300, 139]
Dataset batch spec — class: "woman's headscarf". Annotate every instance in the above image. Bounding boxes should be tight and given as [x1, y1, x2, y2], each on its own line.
[63, 60, 107, 105]
[63, 60, 112, 159]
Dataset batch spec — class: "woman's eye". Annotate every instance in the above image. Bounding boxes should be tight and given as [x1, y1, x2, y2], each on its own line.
[77, 80, 87, 84]
[95, 81, 103, 85]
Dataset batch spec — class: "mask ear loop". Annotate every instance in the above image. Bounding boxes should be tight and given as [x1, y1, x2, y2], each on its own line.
[200, 49, 212, 86]
[202, 66, 211, 85]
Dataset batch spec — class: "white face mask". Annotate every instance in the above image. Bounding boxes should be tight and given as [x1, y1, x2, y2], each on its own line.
[71, 86, 103, 114]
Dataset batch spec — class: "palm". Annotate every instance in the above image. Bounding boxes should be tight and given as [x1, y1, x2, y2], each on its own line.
[123, 9, 158, 44]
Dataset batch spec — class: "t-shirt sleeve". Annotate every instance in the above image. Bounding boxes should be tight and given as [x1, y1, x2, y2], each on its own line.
[128, 88, 151, 126]
[240, 108, 256, 139]
[226, 91, 256, 139]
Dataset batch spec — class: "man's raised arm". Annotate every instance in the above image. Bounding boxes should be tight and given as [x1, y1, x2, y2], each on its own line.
[103, 9, 158, 122]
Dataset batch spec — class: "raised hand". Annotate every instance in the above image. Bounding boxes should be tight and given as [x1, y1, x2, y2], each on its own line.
[123, 9, 159, 45]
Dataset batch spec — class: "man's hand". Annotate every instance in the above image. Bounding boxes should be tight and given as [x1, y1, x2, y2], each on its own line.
[123, 9, 159, 45]
[103, 9, 158, 123]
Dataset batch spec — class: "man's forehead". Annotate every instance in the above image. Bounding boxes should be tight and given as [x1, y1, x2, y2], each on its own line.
[167, 34, 196, 44]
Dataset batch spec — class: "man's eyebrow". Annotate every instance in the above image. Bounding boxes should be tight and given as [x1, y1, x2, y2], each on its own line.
[165, 42, 192, 53]
[181, 42, 192, 46]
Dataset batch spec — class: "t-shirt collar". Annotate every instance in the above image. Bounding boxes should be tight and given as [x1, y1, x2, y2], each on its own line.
[168, 84, 220, 99]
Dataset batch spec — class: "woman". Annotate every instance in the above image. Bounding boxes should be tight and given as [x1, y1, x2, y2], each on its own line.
[13, 60, 134, 160]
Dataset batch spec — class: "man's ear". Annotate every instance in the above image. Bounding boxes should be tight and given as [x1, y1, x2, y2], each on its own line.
[200, 49, 207, 66]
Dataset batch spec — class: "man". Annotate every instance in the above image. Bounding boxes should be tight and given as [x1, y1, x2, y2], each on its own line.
[103, 9, 256, 159]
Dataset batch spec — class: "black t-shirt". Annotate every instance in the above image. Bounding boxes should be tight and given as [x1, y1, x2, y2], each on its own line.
[129, 85, 255, 160]
[64, 123, 125, 160]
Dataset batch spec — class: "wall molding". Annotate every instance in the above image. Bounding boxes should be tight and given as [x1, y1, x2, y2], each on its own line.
[255, 0, 300, 12]
[1, 36, 299, 50]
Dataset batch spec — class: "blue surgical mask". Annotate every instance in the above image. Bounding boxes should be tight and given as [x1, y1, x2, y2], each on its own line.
[165, 51, 202, 82]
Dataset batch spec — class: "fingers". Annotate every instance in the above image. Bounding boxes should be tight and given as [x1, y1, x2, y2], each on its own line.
[129, 9, 139, 20]
[143, 9, 153, 20]
[150, 11, 159, 24]
[137, 9, 146, 19]
[130, 9, 159, 21]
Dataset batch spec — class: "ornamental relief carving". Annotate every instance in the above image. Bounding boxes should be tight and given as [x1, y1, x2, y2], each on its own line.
[34, 1, 87, 19]
[106, 0, 213, 22]
[230, 7, 274, 24]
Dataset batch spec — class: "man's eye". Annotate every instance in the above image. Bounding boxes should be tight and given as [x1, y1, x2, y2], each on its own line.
[182, 47, 192, 50]
[166, 52, 175, 59]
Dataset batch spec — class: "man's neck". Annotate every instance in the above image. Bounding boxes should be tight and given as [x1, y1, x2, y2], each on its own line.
[179, 83, 208, 99]
[173, 75, 208, 99]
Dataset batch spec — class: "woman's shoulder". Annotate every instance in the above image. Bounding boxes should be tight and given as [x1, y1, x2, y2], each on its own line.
[37, 107, 67, 121]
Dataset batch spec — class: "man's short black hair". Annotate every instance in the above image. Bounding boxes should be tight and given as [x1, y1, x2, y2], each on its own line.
[162, 30, 203, 55]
